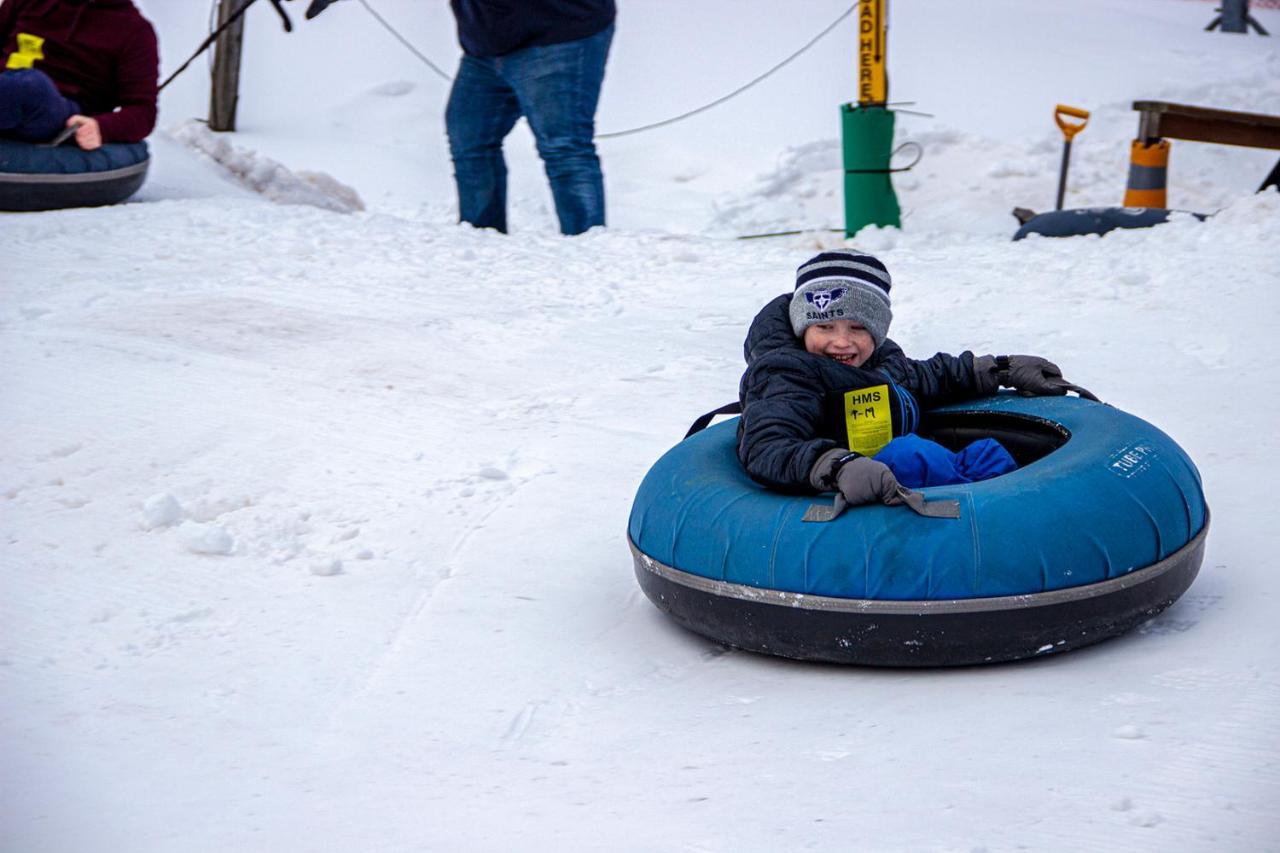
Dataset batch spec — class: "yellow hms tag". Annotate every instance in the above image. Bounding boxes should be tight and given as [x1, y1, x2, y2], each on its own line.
[843, 384, 893, 456]
[7, 33, 46, 69]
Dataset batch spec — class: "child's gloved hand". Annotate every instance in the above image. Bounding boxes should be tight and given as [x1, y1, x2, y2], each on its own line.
[1003, 355, 1070, 396]
[837, 456, 904, 506]
[810, 449, 904, 507]
[838, 457, 904, 506]
[974, 355, 1070, 396]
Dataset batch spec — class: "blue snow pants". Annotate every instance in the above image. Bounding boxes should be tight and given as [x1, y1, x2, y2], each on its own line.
[0, 69, 79, 143]
[874, 434, 1017, 489]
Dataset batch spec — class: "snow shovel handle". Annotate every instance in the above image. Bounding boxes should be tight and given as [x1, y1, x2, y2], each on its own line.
[1054, 104, 1090, 142]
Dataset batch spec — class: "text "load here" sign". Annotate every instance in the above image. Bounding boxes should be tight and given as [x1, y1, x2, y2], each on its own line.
[858, 0, 887, 105]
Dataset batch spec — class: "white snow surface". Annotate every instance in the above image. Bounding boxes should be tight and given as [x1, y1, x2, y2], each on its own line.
[3, 1, 1280, 851]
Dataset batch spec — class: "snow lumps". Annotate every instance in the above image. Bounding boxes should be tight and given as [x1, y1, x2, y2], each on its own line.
[141, 493, 185, 529]
[170, 120, 365, 214]
[368, 80, 414, 97]
[178, 521, 236, 556]
[310, 558, 343, 577]
[330, 527, 360, 544]
[46, 441, 83, 459]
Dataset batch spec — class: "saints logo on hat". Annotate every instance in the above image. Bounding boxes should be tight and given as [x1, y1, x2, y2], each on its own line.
[805, 287, 847, 312]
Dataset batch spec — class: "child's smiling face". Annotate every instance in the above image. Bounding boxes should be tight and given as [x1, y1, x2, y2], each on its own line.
[803, 319, 875, 367]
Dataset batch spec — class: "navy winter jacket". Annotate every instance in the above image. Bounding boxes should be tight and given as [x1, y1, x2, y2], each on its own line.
[451, 0, 615, 58]
[737, 294, 986, 493]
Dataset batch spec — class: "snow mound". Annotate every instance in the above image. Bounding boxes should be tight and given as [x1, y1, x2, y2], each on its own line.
[169, 120, 366, 214]
[141, 493, 184, 530]
[177, 521, 236, 556]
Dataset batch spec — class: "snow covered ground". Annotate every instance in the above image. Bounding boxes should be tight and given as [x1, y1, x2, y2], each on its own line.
[3, 1, 1279, 851]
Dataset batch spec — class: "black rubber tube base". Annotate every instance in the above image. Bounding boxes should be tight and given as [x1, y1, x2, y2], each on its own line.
[0, 162, 149, 212]
[630, 518, 1208, 667]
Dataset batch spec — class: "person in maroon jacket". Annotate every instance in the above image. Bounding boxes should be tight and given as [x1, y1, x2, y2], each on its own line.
[0, 0, 158, 150]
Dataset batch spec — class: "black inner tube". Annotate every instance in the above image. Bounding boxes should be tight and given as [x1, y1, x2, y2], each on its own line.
[920, 410, 1071, 467]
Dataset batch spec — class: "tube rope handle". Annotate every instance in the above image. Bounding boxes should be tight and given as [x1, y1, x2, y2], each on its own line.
[1054, 104, 1090, 142]
[802, 488, 960, 523]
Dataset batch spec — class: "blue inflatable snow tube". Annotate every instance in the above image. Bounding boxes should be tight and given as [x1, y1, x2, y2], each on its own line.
[1012, 206, 1206, 241]
[0, 138, 149, 211]
[627, 394, 1209, 666]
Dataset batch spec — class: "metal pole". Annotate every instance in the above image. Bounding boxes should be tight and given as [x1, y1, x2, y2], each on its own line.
[209, 0, 247, 131]
[1052, 105, 1089, 211]
[1055, 140, 1072, 211]
[1221, 0, 1248, 33]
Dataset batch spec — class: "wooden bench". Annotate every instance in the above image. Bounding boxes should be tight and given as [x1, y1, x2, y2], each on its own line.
[1134, 101, 1280, 149]
[1131, 101, 1280, 195]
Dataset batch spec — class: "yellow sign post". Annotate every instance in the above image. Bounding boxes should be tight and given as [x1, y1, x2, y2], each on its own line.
[844, 0, 899, 233]
[857, 0, 887, 105]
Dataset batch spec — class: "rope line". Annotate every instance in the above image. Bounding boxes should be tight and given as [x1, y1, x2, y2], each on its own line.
[596, 4, 856, 138]
[844, 141, 924, 174]
[357, 0, 452, 81]
[164, 2, 882, 145]
[160, 0, 264, 92]
[160, 0, 293, 91]
[354, 0, 858, 140]
[737, 228, 846, 240]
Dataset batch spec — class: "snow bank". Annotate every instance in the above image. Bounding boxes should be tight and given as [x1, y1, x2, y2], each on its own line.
[172, 120, 366, 213]
[3, 1, 1280, 851]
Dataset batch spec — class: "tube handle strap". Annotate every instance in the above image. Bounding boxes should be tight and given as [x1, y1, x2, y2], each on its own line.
[896, 487, 962, 519]
[803, 487, 960, 523]
[685, 401, 743, 438]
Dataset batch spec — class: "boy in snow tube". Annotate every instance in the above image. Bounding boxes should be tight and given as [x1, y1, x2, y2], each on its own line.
[738, 250, 1083, 509]
[0, 0, 158, 150]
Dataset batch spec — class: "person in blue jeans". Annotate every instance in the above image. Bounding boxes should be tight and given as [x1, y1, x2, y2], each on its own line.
[303, 0, 613, 235]
[445, 1, 615, 236]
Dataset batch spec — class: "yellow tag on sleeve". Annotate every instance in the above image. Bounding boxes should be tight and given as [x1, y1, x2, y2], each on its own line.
[6, 33, 45, 69]
[843, 384, 893, 457]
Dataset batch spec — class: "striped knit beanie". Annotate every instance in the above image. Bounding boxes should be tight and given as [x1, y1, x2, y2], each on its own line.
[789, 250, 893, 347]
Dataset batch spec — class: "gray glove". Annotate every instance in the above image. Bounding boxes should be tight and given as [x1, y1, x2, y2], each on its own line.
[808, 448, 903, 507]
[974, 354, 1069, 397]
[838, 456, 904, 506]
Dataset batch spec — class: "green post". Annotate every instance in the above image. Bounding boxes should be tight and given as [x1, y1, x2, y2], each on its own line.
[842, 103, 901, 237]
